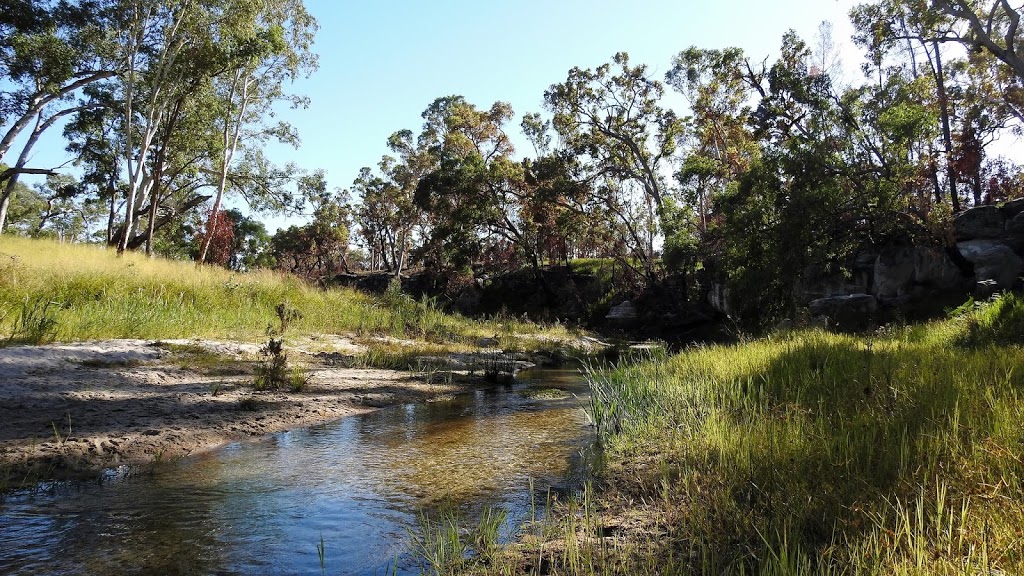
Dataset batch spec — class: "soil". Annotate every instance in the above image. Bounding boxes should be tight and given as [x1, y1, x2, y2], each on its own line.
[0, 337, 486, 489]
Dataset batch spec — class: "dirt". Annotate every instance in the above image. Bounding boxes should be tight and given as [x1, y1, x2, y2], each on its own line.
[0, 338, 484, 488]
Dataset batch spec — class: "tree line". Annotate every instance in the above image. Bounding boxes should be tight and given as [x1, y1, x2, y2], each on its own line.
[3, 0, 1024, 328]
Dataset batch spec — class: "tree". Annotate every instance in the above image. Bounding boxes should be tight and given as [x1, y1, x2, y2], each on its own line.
[544, 52, 685, 279]
[933, 0, 1024, 81]
[0, 0, 119, 232]
[270, 172, 351, 280]
[666, 47, 758, 237]
[196, 0, 317, 264]
[224, 208, 273, 270]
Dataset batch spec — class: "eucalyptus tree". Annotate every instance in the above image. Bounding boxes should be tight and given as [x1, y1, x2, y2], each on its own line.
[412, 95, 567, 278]
[0, 0, 119, 232]
[933, 0, 1024, 81]
[544, 52, 685, 279]
[352, 160, 420, 275]
[113, 0, 215, 254]
[196, 0, 317, 264]
[851, 0, 969, 210]
[413, 96, 519, 270]
[666, 47, 758, 237]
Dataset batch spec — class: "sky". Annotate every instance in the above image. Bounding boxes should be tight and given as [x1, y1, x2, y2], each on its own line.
[14, 0, 867, 232]
[257, 0, 863, 229]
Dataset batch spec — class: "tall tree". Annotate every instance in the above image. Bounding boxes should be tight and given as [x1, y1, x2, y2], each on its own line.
[196, 0, 317, 264]
[0, 0, 119, 232]
[544, 52, 685, 279]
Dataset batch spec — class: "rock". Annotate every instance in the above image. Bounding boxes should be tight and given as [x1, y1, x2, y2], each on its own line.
[707, 283, 731, 316]
[956, 239, 1024, 291]
[974, 279, 1000, 300]
[1002, 198, 1024, 219]
[954, 205, 1006, 240]
[476, 337, 500, 348]
[1006, 212, 1024, 235]
[874, 246, 915, 299]
[912, 247, 965, 288]
[808, 294, 878, 332]
[605, 300, 640, 327]
[873, 246, 964, 299]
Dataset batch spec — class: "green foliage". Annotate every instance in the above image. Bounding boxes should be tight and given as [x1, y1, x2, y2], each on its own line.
[409, 504, 509, 575]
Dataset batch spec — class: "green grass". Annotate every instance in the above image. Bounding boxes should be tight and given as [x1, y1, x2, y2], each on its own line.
[445, 294, 1024, 575]
[0, 237, 574, 347]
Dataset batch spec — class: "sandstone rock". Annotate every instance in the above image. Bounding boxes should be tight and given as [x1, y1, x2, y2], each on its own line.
[954, 205, 1006, 240]
[476, 337, 500, 348]
[874, 246, 915, 299]
[957, 239, 1023, 291]
[1006, 211, 1024, 235]
[808, 294, 878, 332]
[707, 283, 731, 316]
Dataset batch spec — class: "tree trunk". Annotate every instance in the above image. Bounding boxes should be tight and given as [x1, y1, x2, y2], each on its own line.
[933, 40, 960, 212]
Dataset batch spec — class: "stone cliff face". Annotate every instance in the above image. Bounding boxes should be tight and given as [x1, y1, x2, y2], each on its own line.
[789, 199, 1024, 330]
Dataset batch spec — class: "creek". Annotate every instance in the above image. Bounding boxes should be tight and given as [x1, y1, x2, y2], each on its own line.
[0, 367, 595, 575]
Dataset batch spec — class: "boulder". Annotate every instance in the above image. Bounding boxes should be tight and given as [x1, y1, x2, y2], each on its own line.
[1006, 211, 1024, 236]
[1002, 198, 1024, 219]
[707, 283, 731, 316]
[808, 294, 878, 332]
[956, 239, 1024, 291]
[874, 245, 915, 299]
[606, 300, 640, 327]
[954, 205, 1006, 240]
[912, 247, 965, 288]
[874, 245, 964, 299]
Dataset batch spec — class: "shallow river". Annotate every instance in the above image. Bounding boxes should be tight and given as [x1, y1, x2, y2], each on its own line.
[0, 367, 595, 575]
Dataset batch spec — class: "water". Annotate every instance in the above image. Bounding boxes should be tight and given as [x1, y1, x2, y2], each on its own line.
[0, 367, 595, 575]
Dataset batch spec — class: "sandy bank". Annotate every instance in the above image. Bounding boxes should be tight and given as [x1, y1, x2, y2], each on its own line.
[0, 338, 481, 488]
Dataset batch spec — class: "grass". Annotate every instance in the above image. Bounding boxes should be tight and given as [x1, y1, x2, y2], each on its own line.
[437, 293, 1024, 575]
[0, 237, 575, 347]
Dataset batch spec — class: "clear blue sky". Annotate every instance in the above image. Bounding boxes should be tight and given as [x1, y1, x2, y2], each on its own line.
[14, 0, 863, 231]
[261, 0, 860, 229]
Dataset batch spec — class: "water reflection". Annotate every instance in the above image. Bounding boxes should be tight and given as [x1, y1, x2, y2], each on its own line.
[0, 367, 593, 575]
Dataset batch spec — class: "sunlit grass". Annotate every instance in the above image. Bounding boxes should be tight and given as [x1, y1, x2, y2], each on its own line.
[0, 237, 576, 347]
[441, 295, 1024, 575]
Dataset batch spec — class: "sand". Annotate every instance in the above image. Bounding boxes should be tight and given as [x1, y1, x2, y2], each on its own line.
[0, 338, 477, 488]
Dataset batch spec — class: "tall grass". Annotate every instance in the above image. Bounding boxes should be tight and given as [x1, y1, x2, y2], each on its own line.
[447, 294, 1024, 575]
[0, 237, 572, 345]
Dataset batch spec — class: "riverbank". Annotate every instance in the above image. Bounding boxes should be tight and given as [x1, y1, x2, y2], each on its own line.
[428, 294, 1024, 575]
[0, 336, 556, 490]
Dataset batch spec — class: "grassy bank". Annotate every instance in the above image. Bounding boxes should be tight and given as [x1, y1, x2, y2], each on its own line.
[443, 294, 1024, 575]
[0, 237, 575, 349]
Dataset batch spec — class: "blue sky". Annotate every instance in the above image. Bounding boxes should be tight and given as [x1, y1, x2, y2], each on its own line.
[260, 0, 861, 229]
[14, 0, 864, 231]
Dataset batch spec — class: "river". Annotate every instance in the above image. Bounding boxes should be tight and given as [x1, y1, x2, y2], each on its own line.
[0, 366, 595, 575]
